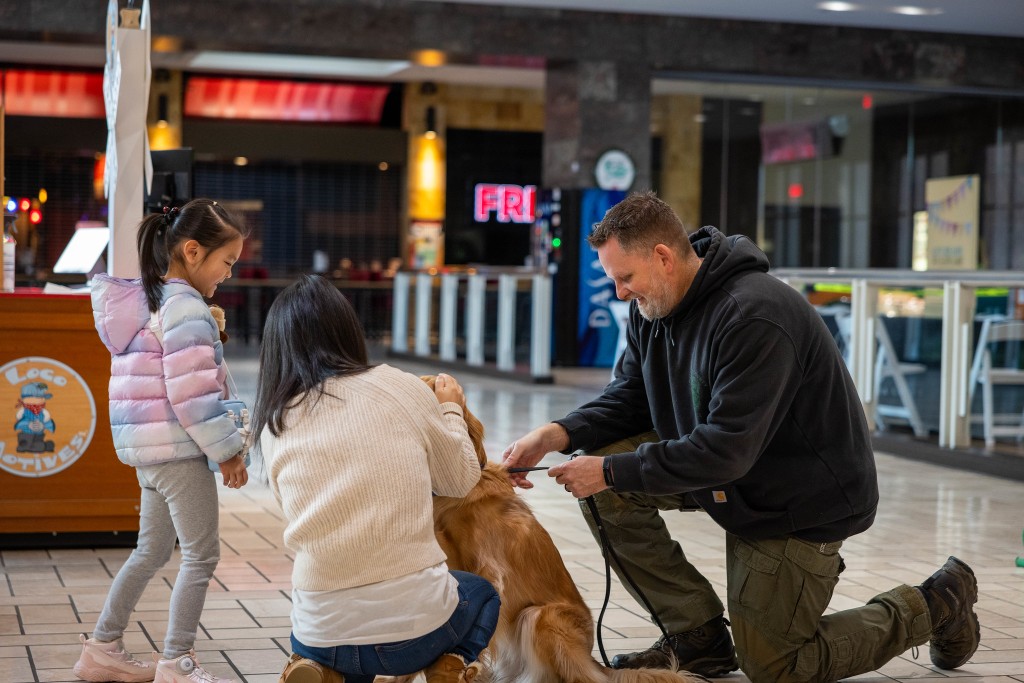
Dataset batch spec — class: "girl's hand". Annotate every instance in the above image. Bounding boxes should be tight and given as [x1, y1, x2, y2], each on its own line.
[433, 373, 465, 406]
[219, 453, 249, 489]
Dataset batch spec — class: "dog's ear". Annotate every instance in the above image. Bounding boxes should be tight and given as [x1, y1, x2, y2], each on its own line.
[462, 406, 487, 466]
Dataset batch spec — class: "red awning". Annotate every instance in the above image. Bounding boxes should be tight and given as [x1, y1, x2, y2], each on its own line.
[184, 76, 390, 124]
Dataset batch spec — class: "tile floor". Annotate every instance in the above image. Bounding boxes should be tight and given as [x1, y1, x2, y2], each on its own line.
[2, 351, 1024, 683]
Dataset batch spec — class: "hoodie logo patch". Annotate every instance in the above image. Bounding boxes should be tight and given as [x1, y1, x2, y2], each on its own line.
[712, 490, 728, 503]
[0, 357, 96, 478]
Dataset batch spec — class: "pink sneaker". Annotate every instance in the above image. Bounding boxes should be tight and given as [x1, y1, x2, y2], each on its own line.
[154, 651, 235, 683]
[73, 633, 156, 682]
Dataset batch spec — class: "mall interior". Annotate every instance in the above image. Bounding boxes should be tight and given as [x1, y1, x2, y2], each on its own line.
[1, 1, 1024, 682]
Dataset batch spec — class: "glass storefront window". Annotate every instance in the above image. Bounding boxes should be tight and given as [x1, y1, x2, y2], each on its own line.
[654, 80, 1024, 270]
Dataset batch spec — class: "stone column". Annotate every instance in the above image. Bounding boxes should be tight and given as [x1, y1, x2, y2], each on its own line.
[543, 60, 651, 191]
[655, 93, 703, 232]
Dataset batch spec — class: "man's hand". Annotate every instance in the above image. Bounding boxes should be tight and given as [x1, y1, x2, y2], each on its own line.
[548, 455, 607, 499]
[502, 423, 569, 489]
[219, 453, 248, 489]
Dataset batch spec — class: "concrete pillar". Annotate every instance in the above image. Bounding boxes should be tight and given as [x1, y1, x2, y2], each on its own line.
[543, 60, 651, 191]
[655, 94, 703, 232]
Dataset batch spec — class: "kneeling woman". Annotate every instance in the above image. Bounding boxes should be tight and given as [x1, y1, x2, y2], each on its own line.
[253, 275, 499, 683]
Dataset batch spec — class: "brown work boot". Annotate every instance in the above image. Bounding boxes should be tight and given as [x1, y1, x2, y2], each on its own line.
[424, 654, 480, 683]
[278, 653, 345, 683]
[611, 616, 738, 677]
[918, 556, 981, 670]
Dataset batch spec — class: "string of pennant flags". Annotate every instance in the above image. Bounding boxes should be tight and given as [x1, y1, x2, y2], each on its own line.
[927, 215, 974, 234]
[926, 176, 974, 234]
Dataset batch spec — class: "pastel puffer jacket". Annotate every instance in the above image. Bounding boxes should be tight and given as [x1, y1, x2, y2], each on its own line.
[91, 274, 244, 467]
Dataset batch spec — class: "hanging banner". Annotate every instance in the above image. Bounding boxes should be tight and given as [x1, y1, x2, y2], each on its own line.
[577, 188, 626, 366]
[103, 0, 152, 278]
[924, 174, 979, 270]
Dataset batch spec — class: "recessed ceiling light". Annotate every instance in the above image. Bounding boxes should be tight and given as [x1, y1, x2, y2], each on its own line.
[889, 5, 945, 15]
[817, 2, 862, 11]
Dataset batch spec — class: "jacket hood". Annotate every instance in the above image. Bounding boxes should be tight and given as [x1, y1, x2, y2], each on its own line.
[91, 275, 151, 354]
[666, 226, 769, 321]
[90, 275, 196, 353]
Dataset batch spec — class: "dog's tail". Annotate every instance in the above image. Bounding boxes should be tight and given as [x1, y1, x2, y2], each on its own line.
[511, 604, 605, 683]
[511, 605, 709, 683]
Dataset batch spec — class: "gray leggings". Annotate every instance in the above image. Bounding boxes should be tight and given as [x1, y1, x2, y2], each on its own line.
[93, 457, 220, 658]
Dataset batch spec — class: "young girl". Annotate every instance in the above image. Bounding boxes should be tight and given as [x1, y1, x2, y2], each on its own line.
[74, 199, 250, 683]
[253, 275, 500, 683]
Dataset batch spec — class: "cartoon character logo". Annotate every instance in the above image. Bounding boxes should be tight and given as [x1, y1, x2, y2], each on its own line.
[1, 357, 96, 478]
[15, 381, 56, 453]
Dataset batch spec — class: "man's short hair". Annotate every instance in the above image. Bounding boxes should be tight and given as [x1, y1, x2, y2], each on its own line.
[587, 191, 690, 255]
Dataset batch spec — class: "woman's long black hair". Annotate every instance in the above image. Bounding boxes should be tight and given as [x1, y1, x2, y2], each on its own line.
[137, 199, 248, 313]
[252, 274, 373, 444]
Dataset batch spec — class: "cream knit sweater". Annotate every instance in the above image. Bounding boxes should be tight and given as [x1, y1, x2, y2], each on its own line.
[261, 364, 481, 591]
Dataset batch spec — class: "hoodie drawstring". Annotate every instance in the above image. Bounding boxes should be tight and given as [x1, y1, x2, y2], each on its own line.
[655, 319, 675, 346]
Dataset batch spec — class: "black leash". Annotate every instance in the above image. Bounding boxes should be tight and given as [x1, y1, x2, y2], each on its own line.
[513, 458, 671, 666]
[581, 492, 671, 667]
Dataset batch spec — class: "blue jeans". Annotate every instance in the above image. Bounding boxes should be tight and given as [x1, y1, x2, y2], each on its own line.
[291, 570, 500, 683]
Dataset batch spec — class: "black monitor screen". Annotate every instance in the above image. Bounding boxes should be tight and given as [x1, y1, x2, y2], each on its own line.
[146, 148, 194, 212]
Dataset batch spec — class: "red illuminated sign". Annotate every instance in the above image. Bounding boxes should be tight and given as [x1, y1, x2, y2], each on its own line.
[2, 69, 105, 118]
[184, 76, 390, 124]
[474, 184, 536, 224]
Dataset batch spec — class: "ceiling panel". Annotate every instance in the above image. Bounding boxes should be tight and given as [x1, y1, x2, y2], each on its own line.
[414, 0, 1024, 38]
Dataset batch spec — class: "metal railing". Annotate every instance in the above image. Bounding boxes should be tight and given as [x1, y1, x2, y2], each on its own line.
[773, 268, 1024, 449]
[391, 269, 553, 383]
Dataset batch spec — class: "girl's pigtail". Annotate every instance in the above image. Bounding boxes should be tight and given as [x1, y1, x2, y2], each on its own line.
[136, 213, 169, 313]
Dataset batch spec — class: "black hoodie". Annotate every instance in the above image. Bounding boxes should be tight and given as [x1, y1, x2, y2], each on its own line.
[556, 226, 878, 542]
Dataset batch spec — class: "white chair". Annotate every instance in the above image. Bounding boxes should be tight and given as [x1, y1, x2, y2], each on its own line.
[824, 309, 928, 437]
[968, 318, 1024, 449]
[815, 305, 853, 367]
[873, 315, 928, 438]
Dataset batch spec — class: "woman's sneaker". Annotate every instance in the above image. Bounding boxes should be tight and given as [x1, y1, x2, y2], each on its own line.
[72, 633, 156, 682]
[154, 651, 235, 683]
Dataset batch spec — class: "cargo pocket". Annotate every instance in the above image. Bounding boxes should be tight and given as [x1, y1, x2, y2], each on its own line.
[730, 538, 782, 621]
[775, 538, 843, 643]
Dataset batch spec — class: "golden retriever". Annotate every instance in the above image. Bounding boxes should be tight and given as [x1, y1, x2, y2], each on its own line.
[418, 375, 708, 683]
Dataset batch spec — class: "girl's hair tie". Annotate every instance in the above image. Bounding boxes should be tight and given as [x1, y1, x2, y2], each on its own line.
[163, 205, 180, 226]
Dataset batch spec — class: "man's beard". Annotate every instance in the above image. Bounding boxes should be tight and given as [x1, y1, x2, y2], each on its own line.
[636, 277, 677, 321]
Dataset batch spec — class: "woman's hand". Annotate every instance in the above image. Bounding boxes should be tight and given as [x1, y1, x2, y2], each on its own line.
[219, 453, 249, 489]
[434, 373, 465, 406]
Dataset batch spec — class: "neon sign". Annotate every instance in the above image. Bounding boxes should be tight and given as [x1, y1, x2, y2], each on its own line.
[474, 183, 536, 224]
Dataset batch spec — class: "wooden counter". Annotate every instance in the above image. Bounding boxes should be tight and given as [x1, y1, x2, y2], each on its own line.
[0, 290, 140, 536]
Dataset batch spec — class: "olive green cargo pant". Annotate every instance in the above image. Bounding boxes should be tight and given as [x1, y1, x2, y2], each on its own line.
[579, 434, 932, 683]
